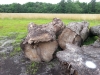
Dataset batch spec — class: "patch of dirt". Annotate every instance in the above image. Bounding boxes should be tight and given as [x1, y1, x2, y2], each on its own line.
[0, 34, 61, 75]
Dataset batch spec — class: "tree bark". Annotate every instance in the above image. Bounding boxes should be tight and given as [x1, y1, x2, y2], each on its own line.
[90, 25, 100, 37]
[57, 39, 100, 75]
[58, 21, 89, 49]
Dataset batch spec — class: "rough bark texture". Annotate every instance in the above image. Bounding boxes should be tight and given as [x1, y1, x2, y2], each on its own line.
[57, 39, 100, 75]
[21, 40, 58, 62]
[38, 40, 58, 62]
[23, 18, 65, 44]
[20, 18, 65, 62]
[67, 21, 89, 41]
[90, 25, 100, 37]
[58, 21, 89, 49]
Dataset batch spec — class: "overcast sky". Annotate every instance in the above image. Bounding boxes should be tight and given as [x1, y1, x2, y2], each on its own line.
[0, 0, 100, 4]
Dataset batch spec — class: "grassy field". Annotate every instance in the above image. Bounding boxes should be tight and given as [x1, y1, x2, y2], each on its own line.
[0, 13, 100, 20]
[0, 13, 100, 44]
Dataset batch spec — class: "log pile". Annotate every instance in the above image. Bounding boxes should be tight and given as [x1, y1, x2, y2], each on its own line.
[20, 18, 100, 75]
[20, 18, 65, 62]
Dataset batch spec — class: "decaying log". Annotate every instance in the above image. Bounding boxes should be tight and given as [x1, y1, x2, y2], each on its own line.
[67, 21, 89, 41]
[22, 43, 41, 62]
[21, 40, 58, 62]
[38, 40, 58, 62]
[57, 40, 100, 75]
[92, 38, 100, 47]
[60, 61, 78, 75]
[58, 28, 82, 49]
[21, 18, 65, 62]
[58, 21, 89, 49]
[23, 18, 65, 44]
[90, 25, 100, 37]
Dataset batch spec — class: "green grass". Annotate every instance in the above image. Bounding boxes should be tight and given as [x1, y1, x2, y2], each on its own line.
[0, 18, 100, 36]
[27, 62, 38, 74]
[83, 36, 98, 45]
[0, 18, 52, 36]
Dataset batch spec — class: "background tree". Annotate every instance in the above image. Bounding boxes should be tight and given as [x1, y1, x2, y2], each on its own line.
[58, 0, 66, 13]
[95, 2, 100, 13]
[91, 0, 96, 13]
[0, 0, 99, 13]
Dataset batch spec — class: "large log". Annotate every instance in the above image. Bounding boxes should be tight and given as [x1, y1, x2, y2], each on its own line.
[58, 21, 89, 49]
[90, 25, 100, 37]
[58, 28, 82, 49]
[57, 39, 100, 75]
[67, 21, 89, 41]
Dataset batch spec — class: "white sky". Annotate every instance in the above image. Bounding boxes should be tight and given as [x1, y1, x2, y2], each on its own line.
[0, 0, 100, 4]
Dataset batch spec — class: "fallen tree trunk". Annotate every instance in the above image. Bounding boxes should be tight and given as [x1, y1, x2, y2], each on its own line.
[57, 39, 100, 75]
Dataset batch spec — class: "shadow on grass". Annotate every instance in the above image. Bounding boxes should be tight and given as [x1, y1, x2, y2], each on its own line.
[83, 36, 98, 45]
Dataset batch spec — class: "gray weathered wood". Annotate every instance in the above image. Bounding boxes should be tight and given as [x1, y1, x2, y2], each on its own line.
[58, 21, 89, 49]
[57, 39, 100, 75]
[90, 25, 100, 37]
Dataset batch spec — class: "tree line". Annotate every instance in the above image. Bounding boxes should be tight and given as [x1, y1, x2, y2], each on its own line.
[0, 0, 100, 13]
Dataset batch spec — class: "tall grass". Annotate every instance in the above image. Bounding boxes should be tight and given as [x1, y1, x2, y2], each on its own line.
[0, 13, 100, 20]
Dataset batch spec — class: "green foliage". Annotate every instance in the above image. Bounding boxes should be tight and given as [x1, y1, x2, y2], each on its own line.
[59, 0, 66, 13]
[95, 2, 100, 13]
[91, 0, 96, 13]
[83, 36, 98, 45]
[0, 0, 100, 13]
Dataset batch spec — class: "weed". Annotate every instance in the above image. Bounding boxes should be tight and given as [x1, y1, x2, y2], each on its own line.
[27, 62, 39, 75]
[83, 36, 98, 45]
